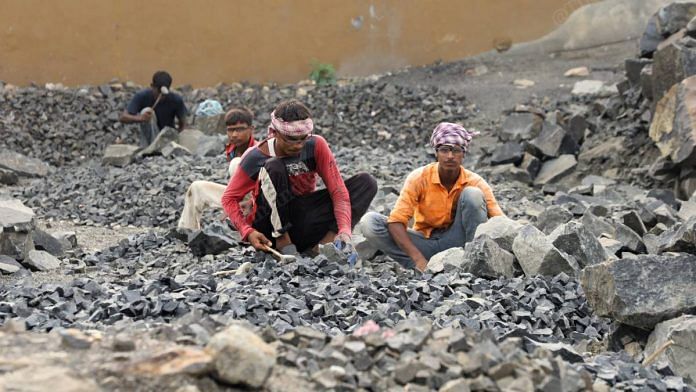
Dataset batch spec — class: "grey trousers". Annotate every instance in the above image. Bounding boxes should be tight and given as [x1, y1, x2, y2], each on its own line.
[138, 108, 159, 147]
[359, 187, 488, 268]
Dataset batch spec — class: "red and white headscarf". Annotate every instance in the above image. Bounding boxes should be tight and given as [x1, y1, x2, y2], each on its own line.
[429, 122, 479, 152]
[267, 110, 314, 138]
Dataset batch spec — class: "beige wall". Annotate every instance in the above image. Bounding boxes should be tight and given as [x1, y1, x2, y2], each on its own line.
[0, 0, 595, 87]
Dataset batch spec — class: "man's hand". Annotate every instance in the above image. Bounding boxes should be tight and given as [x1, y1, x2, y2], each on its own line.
[413, 255, 428, 273]
[247, 230, 272, 251]
[139, 109, 153, 123]
[335, 232, 352, 245]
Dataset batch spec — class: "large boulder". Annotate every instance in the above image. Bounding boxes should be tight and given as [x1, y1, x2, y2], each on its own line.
[640, 1, 696, 57]
[548, 221, 609, 268]
[193, 113, 226, 135]
[535, 205, 573, 234]
[490, 142, 524, 165]
[102, 144, 139, 167]
[426, 247, 465, 274]
[0, 199, 35, 232]
[0, 232, 34, 261]
[656, 1, 696, 37]
[23, 250, 61, 271]
[0, 149, 50, 178]
[206, 324, 277, 388]
[0, 168, 18, 185]
[474, 216, 524, 252]
[512, 225, 579, 277]
[528, 122, 579, 159]
[31, 229, 65, 257]
[498, 112, 543, 142]
[644, 315, 696, 385]
[161, 141, 191, 158]
[461, 235, 516, 278]
[178, 129, 225, 157]
[138, 127, 180, 157]
[652, 36, 696, 103]
[649, 215, 696, 253]
[533, 155, 578, 186]
[0, 255, 23, 274]
[187, 222, 239, 257]
[649, 75, 696, 166]
[580, 253, 696, 330]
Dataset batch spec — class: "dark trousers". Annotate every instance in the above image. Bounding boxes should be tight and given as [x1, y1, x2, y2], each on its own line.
[253, 158, 377, 252]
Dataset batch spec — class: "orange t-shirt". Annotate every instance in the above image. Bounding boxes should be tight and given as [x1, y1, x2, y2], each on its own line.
[387, 163, 504, 238]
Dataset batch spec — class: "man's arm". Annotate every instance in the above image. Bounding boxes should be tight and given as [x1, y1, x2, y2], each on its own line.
[221, 155, 272, 250]
[176, 97, 188, 131]
[119, 111, 148, 124]
[388, 222, 428, 271]
[177, 115, 187, 131]
[314, 137, 352, 236]
[387, 169, 426, 271]
[120, 92, 149, 124]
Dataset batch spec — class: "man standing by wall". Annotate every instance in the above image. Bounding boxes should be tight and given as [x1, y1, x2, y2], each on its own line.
[119, 70, 188, 147]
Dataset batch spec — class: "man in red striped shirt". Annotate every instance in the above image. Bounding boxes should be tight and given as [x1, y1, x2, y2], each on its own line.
[221, 100, 377, 256]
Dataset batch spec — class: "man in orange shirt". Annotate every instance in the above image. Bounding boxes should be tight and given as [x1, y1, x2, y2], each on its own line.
[360, 122, 504, 272]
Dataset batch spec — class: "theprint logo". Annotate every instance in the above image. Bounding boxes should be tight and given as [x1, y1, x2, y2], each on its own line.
[552, 0, 595, 26]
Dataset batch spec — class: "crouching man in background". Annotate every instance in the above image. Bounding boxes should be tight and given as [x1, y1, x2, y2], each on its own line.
[177, 107, 256, 230]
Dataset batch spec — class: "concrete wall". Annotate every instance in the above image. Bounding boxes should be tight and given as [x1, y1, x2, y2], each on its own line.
[0, 0, 596, 87]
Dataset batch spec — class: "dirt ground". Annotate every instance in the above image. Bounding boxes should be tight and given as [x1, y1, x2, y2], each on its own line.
[383, 40, 636, 123]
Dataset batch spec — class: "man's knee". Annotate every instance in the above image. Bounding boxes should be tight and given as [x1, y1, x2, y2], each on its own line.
[355, 173, 378, 197]
[459, 187, 485, 207]
[359, 212, 388, 239]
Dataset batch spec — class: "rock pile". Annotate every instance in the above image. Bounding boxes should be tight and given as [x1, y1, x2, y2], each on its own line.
[0, 229, 610, 348]
[15, 147, 431, 227]
[0, 198, 67, 274]
[1, 316, 692, 391]
[1, 79, 471, 167]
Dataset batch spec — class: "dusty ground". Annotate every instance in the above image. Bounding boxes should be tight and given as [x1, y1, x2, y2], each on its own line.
[384, 40, 636, 123]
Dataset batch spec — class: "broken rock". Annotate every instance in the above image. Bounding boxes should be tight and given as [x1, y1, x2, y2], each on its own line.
[138, 127, 180, 157]
[649, 75, 696, 167]
[426, 247, 465, 274]
[474, 216, 523, 252]
[533, 155, 577, 186]
[644, 315, 696, 385]
[0, 149, 50, 178]
[581, 253, 696, 330]
[548, 221, 608, 268]
[528, 122, 579, 159]
[0, 199, 36, 232]
[23, 250, 61, 271]
[462, 235, 516, 278]
[499, 113, 543, 142]
[652, 37, 696, 104]
[571, 80, 618, 97]
[512, 225, 579, 277]
[102, 144, 139, 167]
[206, 324, 277, 388]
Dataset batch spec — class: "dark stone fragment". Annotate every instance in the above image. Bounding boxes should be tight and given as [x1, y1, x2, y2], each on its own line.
[31, 230, 65, 257]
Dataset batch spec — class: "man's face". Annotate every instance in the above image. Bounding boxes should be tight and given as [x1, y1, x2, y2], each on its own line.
[226, 122, 253, 146]
[435, 144, 464, 169]
[275, 132, 311, 156]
